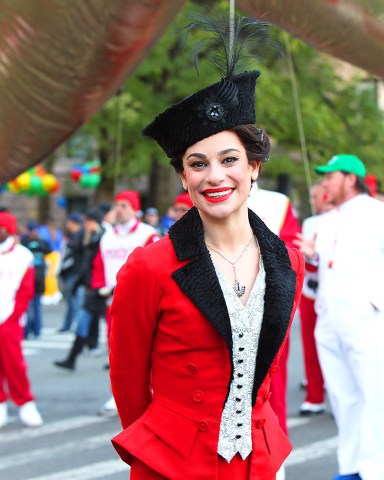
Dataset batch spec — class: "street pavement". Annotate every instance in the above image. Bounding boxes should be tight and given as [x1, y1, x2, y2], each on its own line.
[0, 303, 339, 480]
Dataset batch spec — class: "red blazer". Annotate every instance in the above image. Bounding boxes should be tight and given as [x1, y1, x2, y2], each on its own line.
[110, 208, 304, 480]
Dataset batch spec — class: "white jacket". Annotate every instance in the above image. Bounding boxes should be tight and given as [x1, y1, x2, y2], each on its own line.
[0, 238, 34, 323]
[315, 194, 384, 319]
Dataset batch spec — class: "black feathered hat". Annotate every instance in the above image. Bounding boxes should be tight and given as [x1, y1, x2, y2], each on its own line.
[142, 14, 275, 158]
[143, 71, 260, 158]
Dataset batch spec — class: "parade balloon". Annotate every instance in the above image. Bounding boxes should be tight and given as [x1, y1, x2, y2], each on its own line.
[8, 181, 21, 193]
[71, 160, 101, 189]
[42, 174, 58, 192]
[7, 166, 60, 196]
[30, 176, 43, 194]
[56, 196, 68, 208]
[79, 173, 101, 189]
[238, 0, 384, 80]
[71, 170, 82, 182]
[15, 172, 31, 191]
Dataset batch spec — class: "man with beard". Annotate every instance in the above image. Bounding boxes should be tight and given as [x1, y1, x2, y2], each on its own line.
[294, 154, 384, 480]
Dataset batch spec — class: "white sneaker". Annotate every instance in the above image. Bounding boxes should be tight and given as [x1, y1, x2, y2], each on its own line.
[0, 402, 8, 428]
[98, 397, 118, 417]
[276, 463, 285, 480]
[88, 347, 103, 357]
[19, 401, 44, 427]
[299, 401, 326, 416]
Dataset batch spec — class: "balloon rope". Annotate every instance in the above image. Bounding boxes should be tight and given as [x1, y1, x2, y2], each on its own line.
[229, 0, 235, 64]
[283, 33, 314, 214]
[113, 87, 124, 195]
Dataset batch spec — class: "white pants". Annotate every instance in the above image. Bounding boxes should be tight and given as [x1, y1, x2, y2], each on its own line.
[315, 309, 384, 480]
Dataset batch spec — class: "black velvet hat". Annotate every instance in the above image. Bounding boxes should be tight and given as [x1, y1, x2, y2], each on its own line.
[142, 14, 273, 158]
[143, 70, 260, 158]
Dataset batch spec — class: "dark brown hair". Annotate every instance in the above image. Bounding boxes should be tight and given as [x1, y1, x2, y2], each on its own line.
[341, 171, 371, 195]
[170, 124, 270, 173]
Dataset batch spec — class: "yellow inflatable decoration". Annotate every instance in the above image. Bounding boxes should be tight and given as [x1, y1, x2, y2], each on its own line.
[41, 251, 63, 306]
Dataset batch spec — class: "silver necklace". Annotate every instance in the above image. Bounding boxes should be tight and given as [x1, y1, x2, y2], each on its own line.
[206, 235, 254, 298]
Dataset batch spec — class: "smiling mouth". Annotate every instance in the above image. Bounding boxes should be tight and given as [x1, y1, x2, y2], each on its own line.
[204, 189, 232, 198]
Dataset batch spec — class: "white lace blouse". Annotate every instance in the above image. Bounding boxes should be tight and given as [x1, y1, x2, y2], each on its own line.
[216, 256, 266, 463]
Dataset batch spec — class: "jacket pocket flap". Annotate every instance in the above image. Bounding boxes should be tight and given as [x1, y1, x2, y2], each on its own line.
[144, 402, 199, 460]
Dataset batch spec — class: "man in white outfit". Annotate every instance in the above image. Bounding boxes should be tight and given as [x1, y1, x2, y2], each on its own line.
[298, 183, 331, 416]
[98, 190, 160, 416]
[294, 154, 384, 480]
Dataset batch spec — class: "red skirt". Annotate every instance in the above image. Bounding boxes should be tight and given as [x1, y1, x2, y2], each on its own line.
[129, 453, 275, 479]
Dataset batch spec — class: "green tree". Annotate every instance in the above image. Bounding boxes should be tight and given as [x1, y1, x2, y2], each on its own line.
[257, 31, 384, 212]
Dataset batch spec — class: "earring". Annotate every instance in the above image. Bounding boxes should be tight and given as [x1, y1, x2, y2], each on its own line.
[249, 180, 256, 197]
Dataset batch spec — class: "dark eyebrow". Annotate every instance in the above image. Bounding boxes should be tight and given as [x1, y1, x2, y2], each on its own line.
[186, 148, 241, 160]
[186, 152, 207, 160]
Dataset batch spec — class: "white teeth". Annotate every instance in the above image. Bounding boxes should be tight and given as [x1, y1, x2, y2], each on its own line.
[205, 190, 231, 198]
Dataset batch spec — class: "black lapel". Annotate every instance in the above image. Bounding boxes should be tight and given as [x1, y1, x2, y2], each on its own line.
[169, 208, 233, 360]
[169, 207, 297, 404]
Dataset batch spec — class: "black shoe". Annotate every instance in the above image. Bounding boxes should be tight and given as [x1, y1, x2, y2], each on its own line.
[299, 379, 307, 391]
[57, 328, 70, 333]
[54, 336, 84, 371]
[54, 359, 75, 370]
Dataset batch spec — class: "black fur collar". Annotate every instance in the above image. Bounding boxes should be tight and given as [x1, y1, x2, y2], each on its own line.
[169, 207, 297, 404]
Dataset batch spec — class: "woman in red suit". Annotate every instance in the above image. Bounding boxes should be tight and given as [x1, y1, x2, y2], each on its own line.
[109, 15, 304, 480]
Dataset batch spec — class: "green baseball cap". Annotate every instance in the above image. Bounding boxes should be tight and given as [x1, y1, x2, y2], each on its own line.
[315, 154, 366, 178]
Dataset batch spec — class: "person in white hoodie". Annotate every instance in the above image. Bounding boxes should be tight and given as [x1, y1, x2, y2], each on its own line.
[0, 211, 43, 428]
[294, 154, 384, 480]
[98, 190, 160, 416]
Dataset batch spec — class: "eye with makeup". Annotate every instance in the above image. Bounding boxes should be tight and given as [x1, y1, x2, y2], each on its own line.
[222, 156, 240, 165]
[188, 160, 207, 169]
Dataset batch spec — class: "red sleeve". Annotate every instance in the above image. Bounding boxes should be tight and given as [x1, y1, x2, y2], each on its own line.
[90, 247, 106, 289]
[305, 262, 318, 273]
[110, 247, 161, 429]
[288, 247, 305, 298]
[6, 267, 35, 323]
[279, 203, 301, 249]
[270, 247, 304, 371]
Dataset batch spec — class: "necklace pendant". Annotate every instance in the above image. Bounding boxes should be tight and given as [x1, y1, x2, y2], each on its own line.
[234, 280, 246, 298]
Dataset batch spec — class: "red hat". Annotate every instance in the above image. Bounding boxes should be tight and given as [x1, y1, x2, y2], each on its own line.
[0, 212, 17, 235]
[173, 192, 194, 209]
[365, 174, 376, 197]
[114, 190, 140, 211]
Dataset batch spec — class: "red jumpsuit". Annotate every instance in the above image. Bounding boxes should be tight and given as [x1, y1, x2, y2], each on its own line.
[0, 239, 35, 406]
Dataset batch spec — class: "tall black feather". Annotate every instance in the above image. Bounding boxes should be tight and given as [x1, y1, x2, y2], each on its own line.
[181, 13, 278, 81]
